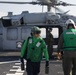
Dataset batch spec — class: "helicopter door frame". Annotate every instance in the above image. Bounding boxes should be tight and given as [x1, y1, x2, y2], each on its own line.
[38, 25, 63, 43]
[0, 27, 3, 50]
[0, 34, 3, 50]
[37, 25, 63, 51]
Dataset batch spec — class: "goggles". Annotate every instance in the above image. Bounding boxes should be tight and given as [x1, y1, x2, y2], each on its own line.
[67, 24, 75, 29]
[68, 24, 74, 26]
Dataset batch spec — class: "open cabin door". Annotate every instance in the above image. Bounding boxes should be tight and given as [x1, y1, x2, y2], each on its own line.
[38, 25, 63, 51]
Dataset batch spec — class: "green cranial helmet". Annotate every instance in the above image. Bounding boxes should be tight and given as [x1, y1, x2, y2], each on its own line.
[31, 26, 41, 34]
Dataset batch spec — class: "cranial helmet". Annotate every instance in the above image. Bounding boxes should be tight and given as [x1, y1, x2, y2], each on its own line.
[31, 26, 41, 34]
[65, 19, 75, 29]
[48, 27, 52, 31]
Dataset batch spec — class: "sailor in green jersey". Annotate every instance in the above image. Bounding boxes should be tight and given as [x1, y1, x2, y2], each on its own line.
[20, 26, 49, 75]
[57, 19, 76, 75]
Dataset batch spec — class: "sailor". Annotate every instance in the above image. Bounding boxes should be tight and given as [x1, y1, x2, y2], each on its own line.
[20, 26, 49, 75]
[57, 19, 76, 75]
[47, 27, 54, 59]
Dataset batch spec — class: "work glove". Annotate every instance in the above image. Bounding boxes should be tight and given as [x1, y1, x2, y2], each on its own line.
[45, 61, 49, 67]
[45, 61, 49, 74]
[20, 57, 25, 70]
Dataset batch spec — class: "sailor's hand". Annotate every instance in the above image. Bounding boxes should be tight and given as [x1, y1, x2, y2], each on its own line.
[57, 52, 62, 60]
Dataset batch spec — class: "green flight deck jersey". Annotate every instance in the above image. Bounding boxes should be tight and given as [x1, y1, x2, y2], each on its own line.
[21, 36, 49, 62]
[63, 29, 76, 50]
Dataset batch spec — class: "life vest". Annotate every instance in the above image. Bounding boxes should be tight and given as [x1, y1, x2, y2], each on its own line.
[63, 29, 76, 50]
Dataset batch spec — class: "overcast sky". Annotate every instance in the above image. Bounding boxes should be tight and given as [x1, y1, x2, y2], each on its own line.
[0, 0, 76, 17]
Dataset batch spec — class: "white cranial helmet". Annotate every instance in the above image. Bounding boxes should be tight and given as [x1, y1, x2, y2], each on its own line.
[65, 19, 75, 29]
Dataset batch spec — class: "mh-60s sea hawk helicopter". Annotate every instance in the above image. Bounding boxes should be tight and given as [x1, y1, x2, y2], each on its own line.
[0, 0, 76, 51]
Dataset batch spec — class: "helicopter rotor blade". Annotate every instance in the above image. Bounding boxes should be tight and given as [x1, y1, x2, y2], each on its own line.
[62, 4, 76, 6]
[53, 6, 63, 12]
[0, 1, 41, 5]
[37, 0, 52, 3]
[0, 0, 76, 13]
[0, 0, 52, 5]
[0, 1, 53, 6]
[0, 0, 76, 6]
[0, 1, 30, 4]
[56, 1, 76, 6]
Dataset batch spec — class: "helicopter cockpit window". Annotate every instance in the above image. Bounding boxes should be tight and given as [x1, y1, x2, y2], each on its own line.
[40, 28, 46, 38]
[51, 28, 59, 38]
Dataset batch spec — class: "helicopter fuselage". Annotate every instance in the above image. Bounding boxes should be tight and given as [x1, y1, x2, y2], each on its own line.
[0, 11, 76, 51]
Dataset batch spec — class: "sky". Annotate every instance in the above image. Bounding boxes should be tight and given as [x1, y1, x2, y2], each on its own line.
[0, 0, 76, 17]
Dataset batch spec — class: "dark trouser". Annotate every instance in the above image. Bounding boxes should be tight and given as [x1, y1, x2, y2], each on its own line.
[62, 51, 76, 75]
[48, 45, 53, 59]
[26, 60, 40, 75]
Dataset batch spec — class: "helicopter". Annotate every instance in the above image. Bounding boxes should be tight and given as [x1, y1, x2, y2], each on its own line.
[0, 0, 76, 51]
